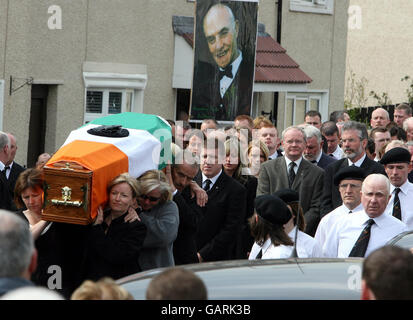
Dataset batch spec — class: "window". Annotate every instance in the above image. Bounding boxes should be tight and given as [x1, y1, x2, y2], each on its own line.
[290, 0, 334, 15]
[84, 89, 133, 123]
[284, 92, 326, 127]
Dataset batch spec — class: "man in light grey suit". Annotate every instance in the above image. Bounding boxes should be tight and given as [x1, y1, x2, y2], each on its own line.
[257, 126, 324, 236]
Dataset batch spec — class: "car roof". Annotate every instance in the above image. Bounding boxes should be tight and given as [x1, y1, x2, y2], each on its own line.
[118, 258, 363, 300]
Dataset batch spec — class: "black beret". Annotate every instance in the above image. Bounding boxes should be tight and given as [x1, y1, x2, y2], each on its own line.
[273, 188, 299, 204]
[254, 195, 292, 225]
[333, 166, 366, 186]
[380, 147, 411, 165]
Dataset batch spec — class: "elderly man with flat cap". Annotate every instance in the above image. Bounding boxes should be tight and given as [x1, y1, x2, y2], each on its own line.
[248, 195, 295, 259]
[315, 166, 365, 248]
[381, 147, 413, 229]
[274, 189, 321, 258]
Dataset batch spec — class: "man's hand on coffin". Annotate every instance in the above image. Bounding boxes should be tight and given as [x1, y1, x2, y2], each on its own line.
[124, 206, 141, 223]
[190, 181, 208, 207]
[164, 164, 177, 193]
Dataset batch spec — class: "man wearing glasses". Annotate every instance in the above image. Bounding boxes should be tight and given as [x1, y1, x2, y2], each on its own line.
[321, 121, 386, 216]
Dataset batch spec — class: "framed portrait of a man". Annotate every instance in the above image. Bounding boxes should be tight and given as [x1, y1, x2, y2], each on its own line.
[190, 0, 258, 122]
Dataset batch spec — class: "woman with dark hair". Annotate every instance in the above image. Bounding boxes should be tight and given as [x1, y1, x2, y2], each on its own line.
[223, 137, 257, 259]
[84, 173, 147, 281]
[248, 195, 294, 259]
[14, 168, 57, 287]
[136, 169, 179, 271]
[273, 189, 321, 258]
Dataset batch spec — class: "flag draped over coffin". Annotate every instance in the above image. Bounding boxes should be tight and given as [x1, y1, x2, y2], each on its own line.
[46, 123, 162, 219]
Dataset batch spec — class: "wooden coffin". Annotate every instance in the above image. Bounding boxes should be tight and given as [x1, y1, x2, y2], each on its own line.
[43, 161, 93, 225]
[41, 139, 130, 225]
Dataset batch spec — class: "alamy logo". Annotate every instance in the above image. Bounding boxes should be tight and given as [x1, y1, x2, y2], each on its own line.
[48, 5, 62, 30]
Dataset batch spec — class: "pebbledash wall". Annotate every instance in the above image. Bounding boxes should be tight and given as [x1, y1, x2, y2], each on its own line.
[0, 0, 348, 167]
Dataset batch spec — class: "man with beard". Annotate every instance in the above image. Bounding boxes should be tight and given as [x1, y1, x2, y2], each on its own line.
[321, 121, 386, 216]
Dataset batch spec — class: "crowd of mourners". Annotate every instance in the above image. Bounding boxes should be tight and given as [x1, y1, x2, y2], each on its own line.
[2, 104, 413, 299]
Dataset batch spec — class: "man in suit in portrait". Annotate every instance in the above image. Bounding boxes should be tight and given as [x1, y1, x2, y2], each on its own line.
[321, 121, 386, 217]
[191, 3, 256, 121]
[302, 125, 336, 170]
[194, 137, 247, 262]
[257, 126, 324, 236]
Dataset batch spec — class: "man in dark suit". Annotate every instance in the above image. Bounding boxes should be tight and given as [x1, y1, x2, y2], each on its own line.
[0, 132, 13, 210]
[257, 126, 324, 236]
[168, 149, 203, 265]
[5, 133, 25, 208]
[195, 137, 246, 262]
[191, 3, 255, 121]
[321, 121, 386, 217]
[303, 125, 336, 170]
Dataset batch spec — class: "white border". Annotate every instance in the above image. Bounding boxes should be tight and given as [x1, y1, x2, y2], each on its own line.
[290, 0, 334, 15]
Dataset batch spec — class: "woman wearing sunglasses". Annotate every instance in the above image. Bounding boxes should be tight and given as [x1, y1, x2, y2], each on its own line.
[136, 169, 179, 271]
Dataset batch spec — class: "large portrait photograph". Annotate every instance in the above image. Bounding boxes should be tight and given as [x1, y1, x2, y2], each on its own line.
[190, 0, 258, 122]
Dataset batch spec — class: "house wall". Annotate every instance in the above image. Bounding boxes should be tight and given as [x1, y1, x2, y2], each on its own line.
[277, 0, 349, 127]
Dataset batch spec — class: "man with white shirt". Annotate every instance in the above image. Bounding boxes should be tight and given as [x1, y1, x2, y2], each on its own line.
[315, 166, 365, 248]
[194, 137, 246, 262]
[257, 126, 324, 236]
[380, 147, 413, 230]
[322, 174, 408, 258]
[321, 121, 386, 216]
[320, 121, 344, 160]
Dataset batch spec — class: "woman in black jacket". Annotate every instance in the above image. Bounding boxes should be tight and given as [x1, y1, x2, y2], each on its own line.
[84, 173, 147, 281]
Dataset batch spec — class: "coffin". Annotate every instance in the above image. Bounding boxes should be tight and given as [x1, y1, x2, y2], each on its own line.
[42, 123, 163, 225]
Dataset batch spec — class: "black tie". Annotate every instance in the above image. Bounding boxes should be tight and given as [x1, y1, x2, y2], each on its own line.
[329, 154, 335, 157]
[311, 160, 317, 164]
[256, 249, 263, 259]
[219, 65, 233, 80]
[392, 188, 402, 220]
[2, 166, 8, 179]
[288, 162, 296, 188]
[348, 219, 375, 257]
[203, 179, 212, 192]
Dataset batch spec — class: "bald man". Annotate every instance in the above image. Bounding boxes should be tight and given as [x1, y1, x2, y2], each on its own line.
[192, 3, 256, 121]
[370, 108, 390, 129]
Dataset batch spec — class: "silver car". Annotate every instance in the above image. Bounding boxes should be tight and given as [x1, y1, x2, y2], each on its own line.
[117, 258, 363, 300]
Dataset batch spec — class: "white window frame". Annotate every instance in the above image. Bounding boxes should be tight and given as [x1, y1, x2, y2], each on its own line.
[290, 0, 334, 15]
[0, 80, 3, 130]
[284, 91, 328, 127]
[84, 89, 134, 124]
[82, 67, 147, 124]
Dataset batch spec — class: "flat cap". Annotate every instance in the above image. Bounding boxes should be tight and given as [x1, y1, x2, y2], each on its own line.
[380, 147, 411, 165]
[273, 188, 299, 204]
[333, 166, 366, 186]
[254, 194, 292, 225]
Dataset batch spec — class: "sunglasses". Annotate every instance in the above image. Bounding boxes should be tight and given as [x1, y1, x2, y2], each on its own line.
[140, 194, 161, 202]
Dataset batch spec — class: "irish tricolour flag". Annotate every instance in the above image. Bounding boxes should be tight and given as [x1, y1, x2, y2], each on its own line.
[46, 113, 172, 218]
